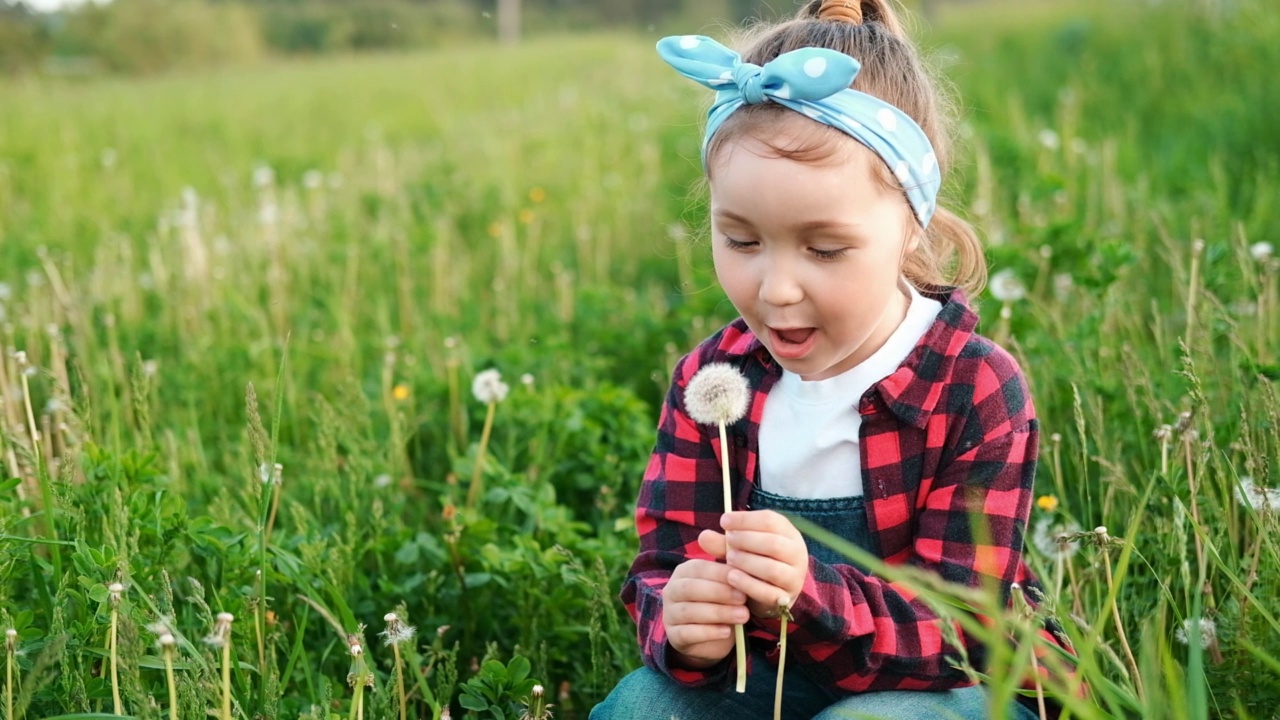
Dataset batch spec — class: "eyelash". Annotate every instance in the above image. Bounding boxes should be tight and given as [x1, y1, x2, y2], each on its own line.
[722, 236, 848, 261]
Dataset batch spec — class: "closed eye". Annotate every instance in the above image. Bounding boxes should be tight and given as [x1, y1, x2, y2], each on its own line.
[722, 236, 757, 251]
[810, 247, 848, 261]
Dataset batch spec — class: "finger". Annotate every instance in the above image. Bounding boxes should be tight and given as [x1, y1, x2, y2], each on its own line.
[666, 600, 752, 627]
[725, 567, 792, 609]
[724, 529, 802, 561]
[672, 558, 733, 584]
[668, 624, 734, 651]
[727, 548, 799, 589]
[698, 529, 728, 560]
[665, 578, 747, 606]
[722, 509, 799, 536]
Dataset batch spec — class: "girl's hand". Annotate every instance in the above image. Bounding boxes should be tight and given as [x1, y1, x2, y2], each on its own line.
[662, 559, 750, 668]
[702, 511, 808, 618]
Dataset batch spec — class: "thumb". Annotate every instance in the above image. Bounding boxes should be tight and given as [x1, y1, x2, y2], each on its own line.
[698, 529, 728, 560]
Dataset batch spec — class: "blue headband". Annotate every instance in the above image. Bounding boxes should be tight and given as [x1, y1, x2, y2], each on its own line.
[656, 35, 940, 228]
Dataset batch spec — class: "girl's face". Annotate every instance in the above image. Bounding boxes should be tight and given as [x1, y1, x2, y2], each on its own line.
[709, 129, 920, 382]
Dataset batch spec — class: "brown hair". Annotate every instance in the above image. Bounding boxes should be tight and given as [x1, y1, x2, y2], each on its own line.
[705, 0, 985, 296]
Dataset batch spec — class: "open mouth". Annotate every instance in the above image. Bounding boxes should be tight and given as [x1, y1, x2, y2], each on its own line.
[768, 327, 817, 359]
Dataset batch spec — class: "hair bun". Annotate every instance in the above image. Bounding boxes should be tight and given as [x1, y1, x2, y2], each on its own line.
[817, 0, 864, 24]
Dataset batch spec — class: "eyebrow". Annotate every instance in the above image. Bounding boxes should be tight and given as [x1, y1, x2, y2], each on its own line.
[712, 209, 862, 234]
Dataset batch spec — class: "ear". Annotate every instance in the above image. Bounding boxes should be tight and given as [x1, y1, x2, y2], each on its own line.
[903, 223, 924, 256]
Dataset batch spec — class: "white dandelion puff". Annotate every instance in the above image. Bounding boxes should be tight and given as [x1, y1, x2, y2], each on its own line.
[1037, 129, 1061, 151]
[374, 473, 393, 489]
[1236, 476, 1280, 514]
[259, 462, 283, 486]
[989, 269, 1027, 303]
[1175, 617, 1217, 649]
[204, 612, 234, 648]
[1251, 242, 1273, 262]
[252, 165, 275, 189]
[380, 612, 417, 646]
[302, 170, 324, 191]
[683, 363, 751, 426]
[472, 369, 509, 404]
[1031, 517, 1081, 560]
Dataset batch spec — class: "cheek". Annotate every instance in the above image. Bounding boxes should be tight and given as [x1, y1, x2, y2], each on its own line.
[712, 250, 754, 303]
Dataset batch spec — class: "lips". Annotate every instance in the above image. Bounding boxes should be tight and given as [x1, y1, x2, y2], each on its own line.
[767, 326, 817, 360]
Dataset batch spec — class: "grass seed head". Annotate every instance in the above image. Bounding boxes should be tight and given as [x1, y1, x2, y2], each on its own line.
[683, 363, 751, 426]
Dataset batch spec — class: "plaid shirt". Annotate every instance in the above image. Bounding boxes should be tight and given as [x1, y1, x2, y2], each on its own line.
[621, 287, 1073, 695]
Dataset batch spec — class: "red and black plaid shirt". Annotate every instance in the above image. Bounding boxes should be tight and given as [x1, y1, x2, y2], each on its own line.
[621, 287, 1073, 694]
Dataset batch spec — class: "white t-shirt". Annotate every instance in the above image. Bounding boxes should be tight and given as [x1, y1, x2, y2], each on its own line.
[758, 285, 943, 499]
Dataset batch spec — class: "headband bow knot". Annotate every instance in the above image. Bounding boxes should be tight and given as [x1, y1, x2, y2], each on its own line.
[657, 34, 941, 227]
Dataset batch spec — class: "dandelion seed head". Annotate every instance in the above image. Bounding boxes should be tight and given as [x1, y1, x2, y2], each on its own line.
[472, 369, 509, 404]
[1236, 476, 1280, 514]
[532, 685, 544, 697]
[349, 642, 363, 657]
[384, 613, 398, 623]
[158, 633, 175, 647]
[302, 169, 324, 190]
[1192, 238, 1205, 253]
[1094, 526, 1108, 536]
[374, 473, 393, 489]
[1031, 517, 1081, 560]
[989, 269, 1026, 303]
[1037, 129, 1060, 151]
[217, 612, 234, 623]
[252, 165, 275, 189]
[683, 363, 751, 425]
[1251, 242, 1273, 262]
[1175, 617, 1217, 649]
[259, 462, 283, 486]
[521, 373, 535, 387]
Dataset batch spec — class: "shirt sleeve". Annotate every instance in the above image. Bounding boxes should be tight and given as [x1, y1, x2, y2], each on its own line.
[619, 351, 743, 688]
[751, 374, 1039, 692]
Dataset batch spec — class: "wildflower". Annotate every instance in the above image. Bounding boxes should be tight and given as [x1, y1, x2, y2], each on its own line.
[520, 683, 553, 720]
[521, 373, 535, 389]
[472, 369, 510, 404]
[1036, 495, 1059, 513]
[205, 612, 234, 648]
[380, 613, 417, 646]
[1037, 129, 1061, 151]
[1050, 433, 1063, 444]
[374, 474, 393, 489]
[529, 187, 547, 203]
[392, 384, 411, 401]
[683, 363, 751, 426]
[5, 628, 15, 652]
[109, 582, 125, 605]
[143, 359, 159, 377]
[1236, 477, 1280, 514]
[259, 463, 283, 486]
[989, 269, 1027, 303]
[1175, 617, 1217, 649]
[1250, 242, 1273, 262]
[518, 208, 536, 224]
[487, 221, 504, 238]
[302, 170, 324, 190]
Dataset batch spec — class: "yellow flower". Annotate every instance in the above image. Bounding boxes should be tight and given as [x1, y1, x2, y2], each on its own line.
[518, 208, 536, 224]
[1036, 495, 1059, 513]
[487, 221, 503, 238]
[529, 186, 546, 203]
[392, 384, 411, 401]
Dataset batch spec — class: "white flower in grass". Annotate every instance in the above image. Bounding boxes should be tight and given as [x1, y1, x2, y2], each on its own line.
[1236, 477, 1280, 514]
[1037, 129, 1061, 151]
[1175, 617, 1217, 649]
[1250, 242, 1272, 262]
[302, 170, 324, 191]
[5, 628, 16, 652]
[380, 612, 417, 646]
[252, 165, 275, 189]
[472, 369, 509, 404]
[683, 363, 751, 426]
[989, 269, 1026, 303]
[259, 462, 283, 486]
[1031, 517, 1081, 560]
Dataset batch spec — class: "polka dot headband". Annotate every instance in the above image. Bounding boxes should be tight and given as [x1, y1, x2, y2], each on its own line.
[657, 34, 941, 228]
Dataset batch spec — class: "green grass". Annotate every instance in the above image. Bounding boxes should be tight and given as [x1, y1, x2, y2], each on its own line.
[2, 0, 1279, 717]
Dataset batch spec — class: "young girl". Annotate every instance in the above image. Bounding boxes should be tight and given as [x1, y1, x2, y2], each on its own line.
[591, 1, 1072, 719]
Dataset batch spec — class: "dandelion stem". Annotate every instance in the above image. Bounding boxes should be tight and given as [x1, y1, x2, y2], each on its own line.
[164, 648, 179, 720]
[718, 420, 747, 694]
[773, 604, 792, 720]
[393, 644, 407, 720]
[20, 365, 62, 577]
[1101, 546, 1144, 701]
[110, 604, 123, 715]
[221, 636, 233, 720]
[467, 400, 497, 508]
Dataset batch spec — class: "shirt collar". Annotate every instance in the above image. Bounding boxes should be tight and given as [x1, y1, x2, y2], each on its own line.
[720, 286, 978, 430]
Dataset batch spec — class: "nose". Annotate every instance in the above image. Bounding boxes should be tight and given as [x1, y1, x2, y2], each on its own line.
[757, 255, 804, 308]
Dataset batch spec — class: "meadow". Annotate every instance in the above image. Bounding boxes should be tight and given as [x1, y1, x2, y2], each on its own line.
[1, 0, 1279, 718]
